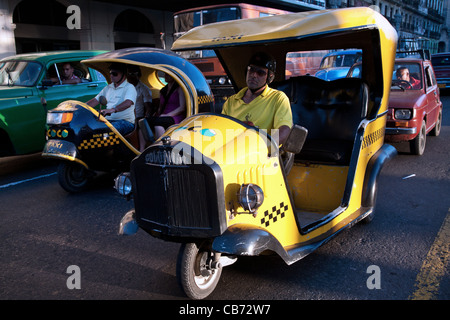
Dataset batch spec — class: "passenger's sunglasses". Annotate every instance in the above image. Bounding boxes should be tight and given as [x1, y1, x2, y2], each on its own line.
[247, 65, 268, 77]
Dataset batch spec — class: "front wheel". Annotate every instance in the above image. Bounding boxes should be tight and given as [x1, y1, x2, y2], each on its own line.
[57, 162, 90, 193]
[176, 242, 222, 300]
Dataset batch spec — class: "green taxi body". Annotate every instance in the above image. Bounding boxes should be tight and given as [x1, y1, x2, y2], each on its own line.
[0, 50, 107, 157]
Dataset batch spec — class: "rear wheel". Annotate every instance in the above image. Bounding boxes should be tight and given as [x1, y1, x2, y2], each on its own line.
[57, 162, 90, 193]
[176, 242, 222, 300]
[410, 120, 426, 155]
[430, 108, 442, 137]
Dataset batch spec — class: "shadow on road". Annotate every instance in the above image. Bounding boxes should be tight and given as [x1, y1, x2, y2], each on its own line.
[0, 153, 57, 177]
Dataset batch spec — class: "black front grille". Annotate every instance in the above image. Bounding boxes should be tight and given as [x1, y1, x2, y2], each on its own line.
[132, 144, 226, 239]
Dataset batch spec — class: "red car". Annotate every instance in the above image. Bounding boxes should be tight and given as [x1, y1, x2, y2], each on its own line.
[385, 55, 443, 155]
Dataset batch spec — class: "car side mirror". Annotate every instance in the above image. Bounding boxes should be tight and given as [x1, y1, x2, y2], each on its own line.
[282, 125, 308, 154]
[99, 96, 107, 106]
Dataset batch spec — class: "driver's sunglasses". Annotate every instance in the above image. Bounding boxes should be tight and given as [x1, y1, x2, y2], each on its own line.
[247, 65, 268, 77]
[110, 71, 120, 77]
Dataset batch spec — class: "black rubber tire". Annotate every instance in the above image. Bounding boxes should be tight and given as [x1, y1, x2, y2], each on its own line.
[57, 162, 89, 193]
[430, 108, 442, 137]
[410, 120, 426, 155]
[176, 242, 222, 300]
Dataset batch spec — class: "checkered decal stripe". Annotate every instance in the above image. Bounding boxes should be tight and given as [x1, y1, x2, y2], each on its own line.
[362, 128, 384, 149]
[261, 202, 288, 227]
[78, 132, 120, 150]
[198, 95, 214, 104]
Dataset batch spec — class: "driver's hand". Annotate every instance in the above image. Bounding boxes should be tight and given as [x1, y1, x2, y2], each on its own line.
[101, 108, 114, 116]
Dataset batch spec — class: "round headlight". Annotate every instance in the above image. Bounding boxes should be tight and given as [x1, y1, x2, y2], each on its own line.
[114, 172, 132, 196]
[238, 183, 264, 213]
[218, 77, 226, 85]
[394, 109, 412, 120]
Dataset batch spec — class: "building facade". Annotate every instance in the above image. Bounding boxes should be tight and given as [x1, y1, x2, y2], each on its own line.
[0, 0, 327, 59]
[330, 0, 448, 52]
[0, 0, 448, 60]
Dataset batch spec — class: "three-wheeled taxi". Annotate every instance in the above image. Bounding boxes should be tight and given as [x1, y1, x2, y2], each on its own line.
[117, 7, 398, 299]
[42, 48, 213, 192]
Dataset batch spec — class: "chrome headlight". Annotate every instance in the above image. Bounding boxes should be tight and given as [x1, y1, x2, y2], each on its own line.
[394, 109, 412, 120]
[46, 112, 73, 125]
[238, 183, 264, 213]
[218, 77, 227, 85]
[114, 172, 133, 197]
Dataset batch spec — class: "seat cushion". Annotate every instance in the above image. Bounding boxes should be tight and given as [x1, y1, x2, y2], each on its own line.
[296, 139, 354, 164]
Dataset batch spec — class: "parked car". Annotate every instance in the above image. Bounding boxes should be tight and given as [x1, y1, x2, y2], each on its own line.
[0, 50, 107, 157]
[385, 53, 443, 155]
[315, 49, 362, 80]
[431, 52, 450, 90]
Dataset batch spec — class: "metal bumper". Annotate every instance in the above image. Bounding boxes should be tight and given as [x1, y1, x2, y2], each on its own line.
[42, 139, 88, 168]
[385, 127, 417, 135]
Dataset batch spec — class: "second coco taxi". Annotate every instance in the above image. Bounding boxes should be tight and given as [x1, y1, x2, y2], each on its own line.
[116, 7, 398, 299]
[43, 48, 214, 192]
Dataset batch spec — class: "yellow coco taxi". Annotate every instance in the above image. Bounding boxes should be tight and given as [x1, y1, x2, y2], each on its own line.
[117, 7, 398, 299]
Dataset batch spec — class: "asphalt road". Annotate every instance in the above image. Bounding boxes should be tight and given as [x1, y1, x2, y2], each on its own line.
[0, 96, 449, 306]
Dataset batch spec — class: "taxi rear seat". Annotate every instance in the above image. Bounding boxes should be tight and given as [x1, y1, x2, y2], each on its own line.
[275, 76, 369, 164]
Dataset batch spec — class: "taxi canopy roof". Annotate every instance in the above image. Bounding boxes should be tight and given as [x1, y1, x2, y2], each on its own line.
[172, 7, 397, 116]
[82, 47, 213, 114]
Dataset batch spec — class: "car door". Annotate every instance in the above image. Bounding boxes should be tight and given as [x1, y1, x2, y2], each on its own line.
[424, 63, 440, 131]
[0, 60, 48, 155]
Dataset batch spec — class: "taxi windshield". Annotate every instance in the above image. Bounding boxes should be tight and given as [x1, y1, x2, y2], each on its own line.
[0, 61, 42, 87]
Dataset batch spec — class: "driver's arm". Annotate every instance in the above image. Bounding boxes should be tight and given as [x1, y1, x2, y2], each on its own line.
[278, 125, 291, 145]
[86, 98, 99, 107]
[113, 99, 134, 113]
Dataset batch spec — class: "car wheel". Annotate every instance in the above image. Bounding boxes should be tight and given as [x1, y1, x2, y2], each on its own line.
[57, 162, 90, 193]
[176, 242, 222, 300]
[430, 107, 442, 137]
[410, 120, 426, 156]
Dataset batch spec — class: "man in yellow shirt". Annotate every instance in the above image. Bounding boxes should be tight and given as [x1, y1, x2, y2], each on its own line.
[222, 52, 292, 144]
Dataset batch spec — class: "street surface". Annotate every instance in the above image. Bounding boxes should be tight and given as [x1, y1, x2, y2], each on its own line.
[0, 96, 449, 305]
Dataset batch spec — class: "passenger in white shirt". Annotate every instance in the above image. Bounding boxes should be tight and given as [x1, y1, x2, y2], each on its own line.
[87, 63, 137, 136]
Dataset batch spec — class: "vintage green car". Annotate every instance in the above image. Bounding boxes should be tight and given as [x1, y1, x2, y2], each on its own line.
[0, 50, 107, 157]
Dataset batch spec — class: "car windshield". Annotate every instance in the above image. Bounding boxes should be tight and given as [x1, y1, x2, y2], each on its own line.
[319, 52, 361, 69]
[0, 61, 42, 87]
[392, 62, 422, 90]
